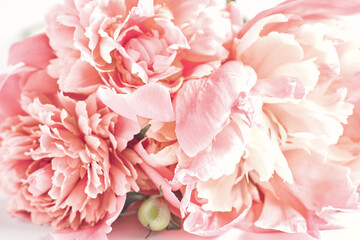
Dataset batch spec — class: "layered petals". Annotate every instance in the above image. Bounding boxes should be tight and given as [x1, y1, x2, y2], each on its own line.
[52, 196, 126, 240]
[175, 61, 256, 157]
[0, 93, 140, 231]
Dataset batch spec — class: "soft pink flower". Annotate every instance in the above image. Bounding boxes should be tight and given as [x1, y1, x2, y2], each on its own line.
[173, 0, 360, 238]
[0, 92, 140, 236]
[46, 0, 194, 123]
[46, 0, 189, 95]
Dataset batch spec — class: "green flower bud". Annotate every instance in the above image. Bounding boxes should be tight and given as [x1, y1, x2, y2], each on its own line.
[138, 195, 171, 231]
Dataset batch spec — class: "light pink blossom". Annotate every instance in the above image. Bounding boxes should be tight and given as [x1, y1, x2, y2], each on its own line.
[0, 92, 140, 237]
[173, 0, 360, 238]
[46, 0, 189, 94]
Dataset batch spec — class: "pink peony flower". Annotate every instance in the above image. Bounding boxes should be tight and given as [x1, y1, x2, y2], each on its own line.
[173, 0, 360, 238]
[46, 0, 189, 94]
[0, 91, 141, 237]
[2, 0, 360, 239]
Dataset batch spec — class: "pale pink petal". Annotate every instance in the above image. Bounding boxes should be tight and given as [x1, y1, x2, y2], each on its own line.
[254, 189, 323, 238]
[196, 168, 253, 212]
[97, 83, 175, 122]
[26, 164, 53, 197]
[254, 149, 359, 238]
[183, 38, 229, 63]
[175, 61, 256, 157]
[51, 196, 126, 240]
[242, 122, 293, 183]
[175, 121, 247, 183]
[241, 32, 304, 78]
[267, 88, 353, 153]
[183, 202, 252, 237]
[61, 59, 102, 94]
[22, 69, 58, 93]
[139, 162, 181, 211]
[114, 116, 140, 151]
[239, 0, 360, 42]
[235, 14, 290, 58]
[134, 139, 174, 180]
[0, 67, 34, 119]
[284, 150, 359, 211]
[134, 0, 154, 17]
[252, 76, 305, 101]
[8, 33, 55, 68]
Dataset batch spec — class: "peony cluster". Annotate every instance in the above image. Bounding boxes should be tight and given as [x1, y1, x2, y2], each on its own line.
[1, 0, 360, 239]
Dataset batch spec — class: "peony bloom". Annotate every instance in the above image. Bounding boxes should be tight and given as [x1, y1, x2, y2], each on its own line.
[173, 0, 360, 238]
[45, 0, 245, 124]
[46, 0, 189, 95]
[2, 0, 360, 239]
[0, 91, 141, 235]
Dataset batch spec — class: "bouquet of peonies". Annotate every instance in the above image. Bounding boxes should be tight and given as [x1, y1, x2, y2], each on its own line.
[1, 0, 360, 239]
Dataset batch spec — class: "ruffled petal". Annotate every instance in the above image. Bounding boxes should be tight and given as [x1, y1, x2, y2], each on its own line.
[51, 196, 126, 240]
[8, 33, 56, 68]
[175, 61, 256, 157]
[175, 120, 248, 183]
[183, 202, 252, 237]
[97, 83, 175, 122]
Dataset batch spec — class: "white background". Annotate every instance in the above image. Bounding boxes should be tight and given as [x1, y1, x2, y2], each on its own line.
[1, 0, 360, 239]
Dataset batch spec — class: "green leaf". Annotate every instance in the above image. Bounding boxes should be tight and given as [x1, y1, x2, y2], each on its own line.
[135, 124, 151, 140]
[121, 192, 148, 215]
[166, 213, 182, 230]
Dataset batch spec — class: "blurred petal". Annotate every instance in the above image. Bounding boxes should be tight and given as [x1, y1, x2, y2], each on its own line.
[8, 33, 55, 68]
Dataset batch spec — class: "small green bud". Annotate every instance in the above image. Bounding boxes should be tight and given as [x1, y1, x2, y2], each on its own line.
[138, 195, 171, 231]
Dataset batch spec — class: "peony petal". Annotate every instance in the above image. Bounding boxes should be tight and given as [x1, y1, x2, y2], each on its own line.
[196, 168, 253, 212]
[51, 196, 126, 240]
[240, 32, 304, 78]
[255, 149, 359, 238]
[254, 189, 315, 236]
[61, 59, 102, 94]
[23, 69, 59, 93]
[183, 202, 252, 237]
[134, 139, 175, 180]
[139, 162, 181, 212]
[284, 150, 359, 211]
[268, 88, 353, 153]
[252, 76, 306, 103]
[0, 66, 35, 119]
[175, 61, 256, 157]
[175, 120, 248, 183]
[97, 83, 175, 122]
[114, 116, 140, 151]
[235, 14, 290, 58]
[8, 33, 56, 68]
[239, 0, 360, 42]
